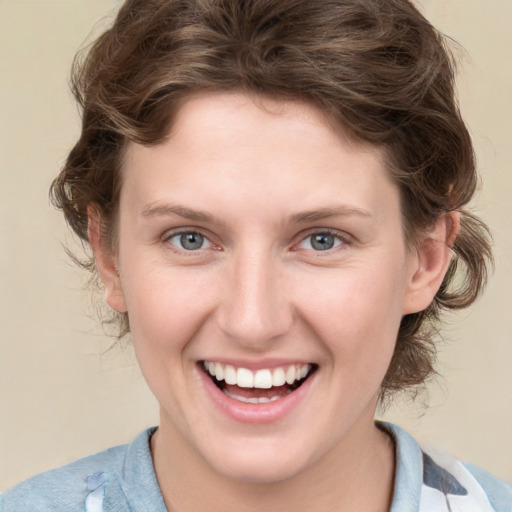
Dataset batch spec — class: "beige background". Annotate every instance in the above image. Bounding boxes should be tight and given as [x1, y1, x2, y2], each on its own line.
[0, 0, 511, 491]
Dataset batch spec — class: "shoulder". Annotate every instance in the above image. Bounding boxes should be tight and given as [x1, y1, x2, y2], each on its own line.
[0, 445, 127, 512]
[0, 428, 157, 512]
[463, 462, 512, 512]
[379, 421, 512, 512]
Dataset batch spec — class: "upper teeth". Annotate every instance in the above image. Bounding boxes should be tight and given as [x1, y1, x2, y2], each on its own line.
[203, 361, 312, 389]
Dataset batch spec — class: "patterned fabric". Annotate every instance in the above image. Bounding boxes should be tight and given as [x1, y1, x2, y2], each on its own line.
[1, 423, 510, 511]
[420, 452, 496, 512]
[85, 472, 108, 512]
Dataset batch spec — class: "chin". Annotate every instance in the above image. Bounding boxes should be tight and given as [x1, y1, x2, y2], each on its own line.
[199, 435, 316, 485]
[213, 458, 308, 485]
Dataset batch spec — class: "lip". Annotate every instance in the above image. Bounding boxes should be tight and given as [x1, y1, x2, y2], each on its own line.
[198, 361, 316, 424]
[200, 358, 313, 371]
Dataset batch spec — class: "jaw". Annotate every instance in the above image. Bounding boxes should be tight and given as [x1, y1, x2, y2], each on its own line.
[154, 382, 386, 489]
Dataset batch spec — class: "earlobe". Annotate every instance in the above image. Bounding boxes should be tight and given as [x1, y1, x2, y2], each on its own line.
[402, 211, 460, 315]
[87, 205, 127, 313]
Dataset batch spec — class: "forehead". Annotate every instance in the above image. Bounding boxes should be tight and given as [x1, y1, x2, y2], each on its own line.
[161, 92, 370, 159]
[121, 92, 400, 228]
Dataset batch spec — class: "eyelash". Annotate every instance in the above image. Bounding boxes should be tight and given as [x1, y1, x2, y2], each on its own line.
[161, 228, 350, 255]
[293, 229, 350, 254]
[162, 229, 214, 254]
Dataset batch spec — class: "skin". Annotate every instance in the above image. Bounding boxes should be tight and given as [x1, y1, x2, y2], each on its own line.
[89, 92, 457, 512]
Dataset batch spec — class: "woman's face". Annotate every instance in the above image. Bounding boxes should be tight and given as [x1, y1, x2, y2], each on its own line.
[105, 93, 422, 482]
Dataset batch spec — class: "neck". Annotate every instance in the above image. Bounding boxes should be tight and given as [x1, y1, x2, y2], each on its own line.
[151, 414, 395, 512]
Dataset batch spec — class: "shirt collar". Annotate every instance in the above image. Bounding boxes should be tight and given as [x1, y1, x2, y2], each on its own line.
[122, 427, 168, 512]
[378, 421, 424, 512]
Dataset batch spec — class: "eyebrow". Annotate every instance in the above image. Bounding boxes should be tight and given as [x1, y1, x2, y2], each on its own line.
[140, 203, 371, 225]
[290, 206, 372, 223]
[140, 203, 226, 225]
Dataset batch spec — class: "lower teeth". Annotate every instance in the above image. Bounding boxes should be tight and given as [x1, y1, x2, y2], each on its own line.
[223, 389, 283, 404]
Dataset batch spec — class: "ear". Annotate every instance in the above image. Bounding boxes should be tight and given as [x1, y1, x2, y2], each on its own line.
[87, 205, 127, 313]
[402, 211, 459, 315]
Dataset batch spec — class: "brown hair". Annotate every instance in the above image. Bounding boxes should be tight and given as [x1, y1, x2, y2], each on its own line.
[51, 0, 493, 399]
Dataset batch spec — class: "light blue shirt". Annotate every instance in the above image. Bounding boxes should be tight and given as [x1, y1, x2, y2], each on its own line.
[1, 423, 510, 511]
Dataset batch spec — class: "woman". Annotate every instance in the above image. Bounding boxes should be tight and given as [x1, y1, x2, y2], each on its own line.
[1, 0, 510, 510]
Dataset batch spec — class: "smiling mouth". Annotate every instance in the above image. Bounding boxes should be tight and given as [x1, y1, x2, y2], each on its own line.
[201, 361, 317, 403]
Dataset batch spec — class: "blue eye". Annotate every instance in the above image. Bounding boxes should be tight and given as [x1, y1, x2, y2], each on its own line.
[299, 232, 343, 251]
[168, 232, 211, 251]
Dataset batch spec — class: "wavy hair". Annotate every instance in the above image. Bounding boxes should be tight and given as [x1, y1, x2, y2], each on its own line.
[51, 0, 493, 399]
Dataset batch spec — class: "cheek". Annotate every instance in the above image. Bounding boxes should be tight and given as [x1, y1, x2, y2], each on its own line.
[120, 267, 216, 413]
[303, 262, 405, 319]
[294, 257, 407, 364]
[121, 263, 215, 353]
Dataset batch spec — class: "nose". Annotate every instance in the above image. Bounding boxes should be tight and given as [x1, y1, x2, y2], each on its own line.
[215, 249, 293, 349]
